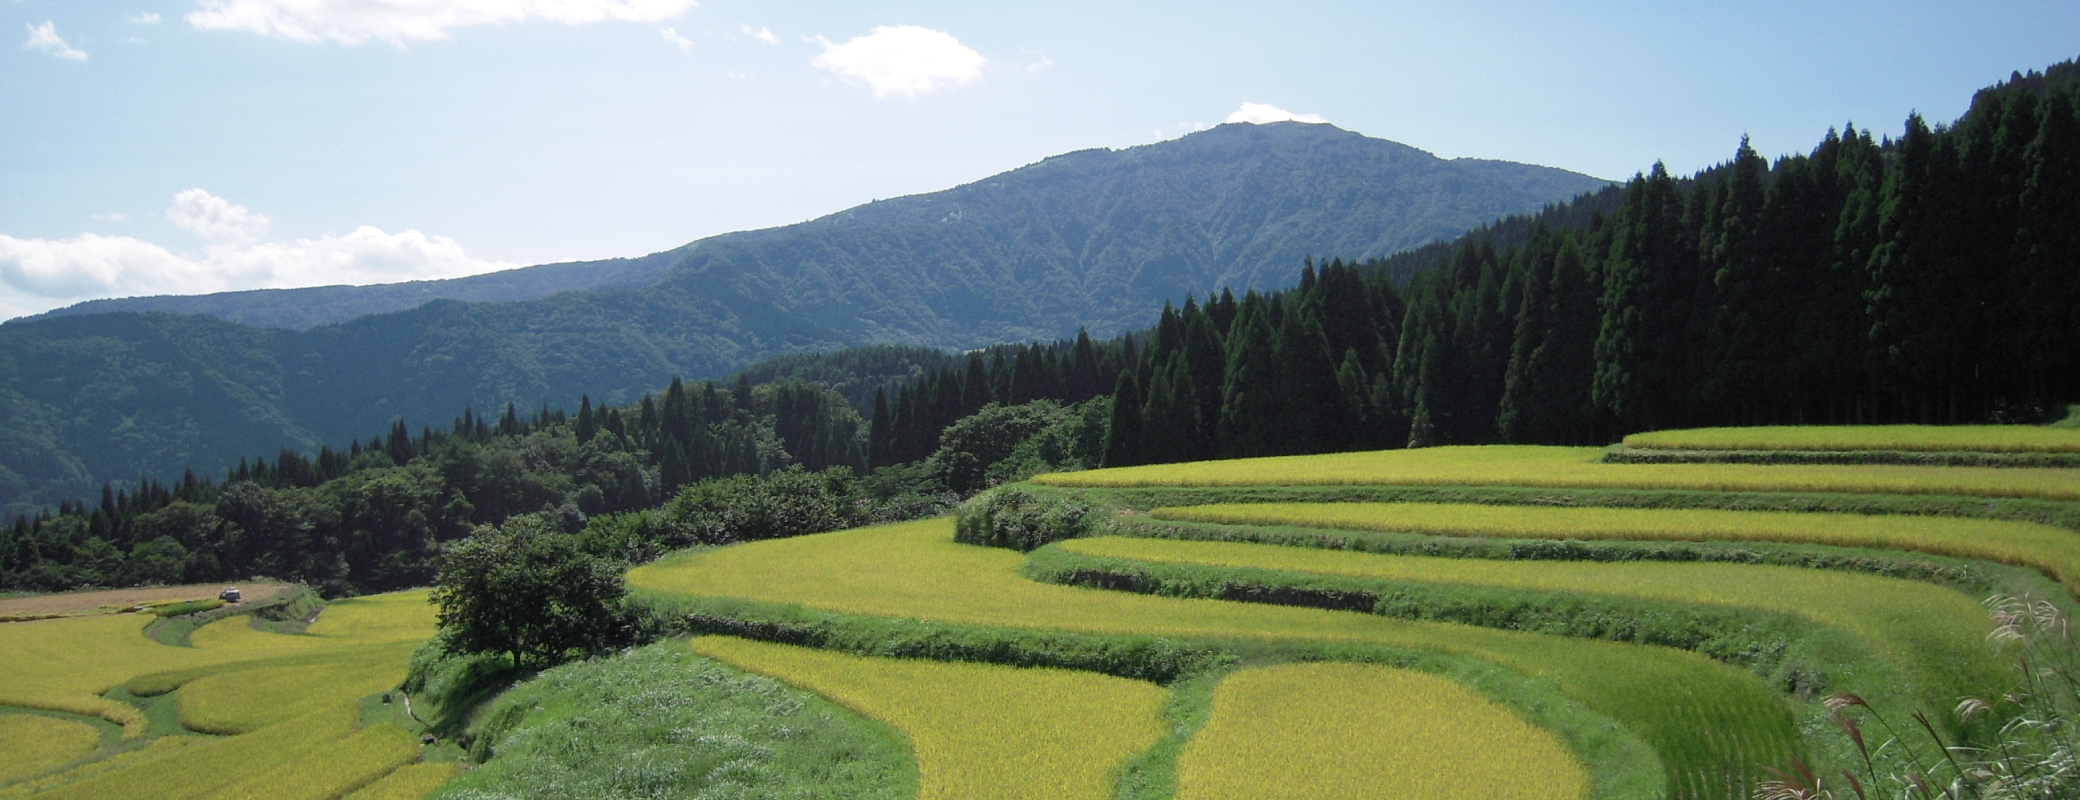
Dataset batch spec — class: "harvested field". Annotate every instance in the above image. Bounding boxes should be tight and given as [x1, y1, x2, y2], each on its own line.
[0, 583, 289, 621]
[1175, 663, 1591, 800]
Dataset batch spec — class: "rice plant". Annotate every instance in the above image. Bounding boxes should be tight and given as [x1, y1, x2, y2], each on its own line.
[1031, 446, 2080, 501]
[690, 635, 1166, 800]
[345, 763, 462, 800]
[1175, 662, 1591, 800]
[1148, 502, 2080, 595]
[0, 714, 101, 783]
[1626, 426, 2080, 454]
[629, 518, 1802, 799]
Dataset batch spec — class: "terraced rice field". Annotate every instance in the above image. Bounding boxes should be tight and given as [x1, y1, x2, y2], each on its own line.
[344, 764, 463, 800]
[1623, 425, 2080, 453]
[1148, 502, 2080, 593]
[692, 635, 1167, 800]
[1175, 663, 1591, 800]
[0, 716, 100, 782]
[1056, 536, 2003, 712]
[0, 591, 443, 799]
[631, 519, 1801, 800]
[1030, 445, 2080, 500]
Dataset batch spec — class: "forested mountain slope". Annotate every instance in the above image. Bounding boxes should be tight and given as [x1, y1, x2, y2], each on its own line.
[28, 122, 1604, 334]
[0, 122, 1606, 520]
[28, 252, 681, 330]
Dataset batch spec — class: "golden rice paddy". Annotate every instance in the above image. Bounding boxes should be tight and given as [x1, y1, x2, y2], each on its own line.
[692, 635, 1166, 800]
[1174, 662, 1591, 800]
[1031, 445, 2080, 500]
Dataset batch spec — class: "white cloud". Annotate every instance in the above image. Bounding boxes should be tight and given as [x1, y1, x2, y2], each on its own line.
[185, 0, 698, 46]
[660, 26, 690, 52]
[738, 24, 774, 44]
[129, 12, 162, 24]
[725, 69, 749, 80]
[0, 191, 514, 320]
[811, 25, 983, 98]
[167, 188, 270, 242]
[23, 20, 88, 61]
[1226, 102, 1329, 125]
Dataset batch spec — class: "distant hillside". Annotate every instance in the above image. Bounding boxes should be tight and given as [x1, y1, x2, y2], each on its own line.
[0, 122, 1607, 519]
[27, 122, 1605, 335]
[30, 253, 679, 330]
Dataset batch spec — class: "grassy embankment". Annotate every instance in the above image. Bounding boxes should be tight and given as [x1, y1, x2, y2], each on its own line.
[429, 641, 917, 800]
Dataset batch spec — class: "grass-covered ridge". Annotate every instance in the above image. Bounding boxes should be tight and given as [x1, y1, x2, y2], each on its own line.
[1622, 425, 2080, 453]
[430, 641, 916, 800]
[1031, 445, 2080, 501]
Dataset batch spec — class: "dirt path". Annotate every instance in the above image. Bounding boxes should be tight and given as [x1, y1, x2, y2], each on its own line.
[0, 583, 290, 619]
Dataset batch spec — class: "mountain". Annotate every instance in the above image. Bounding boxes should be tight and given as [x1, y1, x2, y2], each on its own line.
[29, 253, 680, 330]
[0, 121, 1608, 519]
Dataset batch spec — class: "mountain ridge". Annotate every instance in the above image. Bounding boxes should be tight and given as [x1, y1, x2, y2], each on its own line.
[23, 123, 1604, 334]
[0, 121, 1609, 519]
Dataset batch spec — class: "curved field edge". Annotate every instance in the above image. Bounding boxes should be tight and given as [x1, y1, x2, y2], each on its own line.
[1029, 537, 2003, 753]
[432, 641, 917, 800]
[1029, 445, 2080, 501]
[693, 635, 1165, 800]
[1065, 484, 2080, 533]
[628, 519, 1791, 800]
[1144, 502, 2080, 596]
[0, 590, 446, 799]
[1174, 662, 1592, 800]
[0, 714, 102, 783]
[1621, 426, 2080, 454]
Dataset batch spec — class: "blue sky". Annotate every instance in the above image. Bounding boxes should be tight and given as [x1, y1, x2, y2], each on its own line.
[3, 0, 2076, 320]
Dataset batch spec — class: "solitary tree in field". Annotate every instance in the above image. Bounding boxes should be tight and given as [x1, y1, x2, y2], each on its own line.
[432, 515, 628, 670]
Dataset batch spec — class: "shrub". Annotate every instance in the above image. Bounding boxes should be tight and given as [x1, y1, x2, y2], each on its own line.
[953, 486, 1096, 551]
[663, 465, 863, 544]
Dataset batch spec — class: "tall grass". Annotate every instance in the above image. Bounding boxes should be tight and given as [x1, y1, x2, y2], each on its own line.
[432, 641, 915, 800]
[1148, 502, 2080, 595]
[693, 635, 1167, 800]
[1625, 426, 2080, 454]
[1032, 446, 2080, 501]
[629, 519, 1802, 800]
[1175, 662, 1591, 800]
[1758, 595, 2080, 800]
